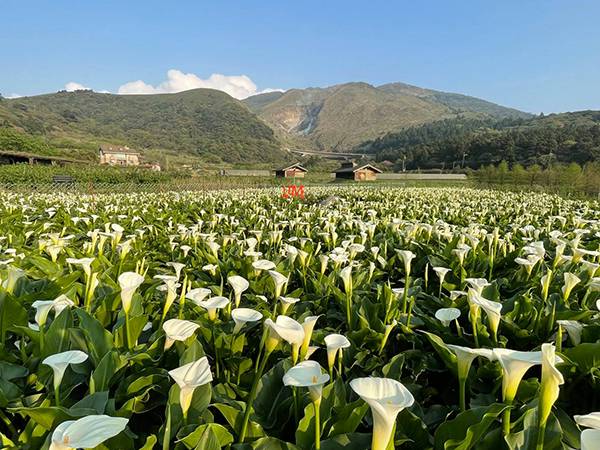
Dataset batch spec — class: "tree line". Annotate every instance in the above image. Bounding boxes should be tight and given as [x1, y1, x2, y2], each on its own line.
[358, 113, 600, 171]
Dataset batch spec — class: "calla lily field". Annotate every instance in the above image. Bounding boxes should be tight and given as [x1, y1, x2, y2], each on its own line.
[0, 186, 599, 450]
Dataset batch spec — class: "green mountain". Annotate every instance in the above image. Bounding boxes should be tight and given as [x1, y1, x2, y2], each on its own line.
[244, 82, 532, 152]
[0, 89, 287, 165]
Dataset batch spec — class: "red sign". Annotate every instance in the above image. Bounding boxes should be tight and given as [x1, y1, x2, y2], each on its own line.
[281, 184, 305, 199]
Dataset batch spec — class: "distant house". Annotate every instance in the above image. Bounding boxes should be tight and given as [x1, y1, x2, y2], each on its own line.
[275, 163, 308, 178]
[98, 145, 141, 166]
[334, 161, 382, 181]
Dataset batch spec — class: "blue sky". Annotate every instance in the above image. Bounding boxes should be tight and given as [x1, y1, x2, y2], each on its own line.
[2, 0, 599, 113]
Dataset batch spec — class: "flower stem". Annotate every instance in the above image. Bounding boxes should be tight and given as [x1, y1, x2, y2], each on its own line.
[314, 399, 321, 450]
[125, 312, 131, 349]
[238, 349, 271, 443]
[458, 377, 466, 412]
[503, 408, 511, 435]
[536, 421, 546, 450]
[162, 403, 172, 450]
[345, 293, 352, 330]
[470, 316, 479, 347]
[54, 386, 60, 407]
[402, 275, 410, 314]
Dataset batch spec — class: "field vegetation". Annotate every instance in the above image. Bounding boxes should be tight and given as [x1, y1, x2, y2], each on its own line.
[0, 186, 598, 449]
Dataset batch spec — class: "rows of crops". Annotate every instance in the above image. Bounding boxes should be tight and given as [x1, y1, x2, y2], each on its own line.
[0, 186, 599, 450]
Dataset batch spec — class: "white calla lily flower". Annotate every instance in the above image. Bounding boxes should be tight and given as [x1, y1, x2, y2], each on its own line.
[538, 343, 564, 439]
[118, 271, 145, 314]
[231, 308, 263, 334]
[283, 360, 330, 402]
[268, 270, 288, 298]
[435, 307, 461, 327]
[300, 315, 321, 359]
[252, 259, 276, 272]
[228, 275, 249, 307]
[557, 320, 583, 346]
[575, 412, 600, 429]
[350, 377, 415, 450]
[168, 356, 213, 419]
[49, 415, 128, 450]
[196, 296, 230, 320]
[66, 257, 95, 278]
[186, 287, 212, 305]
[162, 319, 200, 349]
[43, 350, 88, 404]
[324, 333, 351, 375]
[581, 429, 600, 450]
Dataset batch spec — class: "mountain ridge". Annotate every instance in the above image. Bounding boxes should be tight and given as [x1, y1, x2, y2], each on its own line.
[244, 81, 532, 152]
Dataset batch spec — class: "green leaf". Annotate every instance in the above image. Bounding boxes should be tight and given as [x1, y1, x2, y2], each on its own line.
[70, 391, 109, 414]
[0, 361, 28, 381]
[90, 350, 120, 393]
[0, 292, 27, 344]
[320, 433, 372, 450]
[74, 309, 113, 362]
[434, 403, 508, 450]
[213, 403, 265, 440]
[139, 435, 158, 450]
[249, 437, 302, 449]
[43, 308, 73, 356]
[178, 423, 233, 449]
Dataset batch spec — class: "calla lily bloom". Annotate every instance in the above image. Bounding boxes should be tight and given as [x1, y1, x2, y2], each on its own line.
[228, 275, 249, 307]
[492, 348, 547, 404]
[339, 266, 353, 296]
[574, 412, 600, 429]
[264, 316, 305, 362]
[581, 429, 600, 450]
[283, 360, 330, 403]
[537, 343, 564, 449]
[32, 295, 75, 327]
[324, 333, 351, 376]
[465, 278, 490, 295]
[231, 308, 263, 334]
[118, 271, 145, 315]
[562, 272, 581, 304]
[66, 257, 95, 278]
[279, 296, 300, 315]
[186, 287, 212, 305]
[43, 350, 88, 405]
[49, 415, 128, 450]
[252, 259, 276, 272]
[433, 266, 451, 296]
[196, 296, 230, 320]
[168, 356, 213, 419]
[268, 270, 288, 298]
[396, 250, 416, 275]
[469, 293, 502, 342]
[350, 377, 415, 450]
[435, 307, 461, 327]
[447, 344, 493, 410]
[162, 319, 200, 350]
[167, 262, 185, 280]
[300, 315, 321, 359]
[556, 320, 583, 346]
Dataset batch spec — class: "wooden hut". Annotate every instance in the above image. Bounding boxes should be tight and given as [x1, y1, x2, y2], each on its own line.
[334, 162, 382, 181]
[275, 163, 308, 178]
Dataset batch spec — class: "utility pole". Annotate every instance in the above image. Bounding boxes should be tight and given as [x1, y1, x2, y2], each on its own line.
[402, 155, 406, 172]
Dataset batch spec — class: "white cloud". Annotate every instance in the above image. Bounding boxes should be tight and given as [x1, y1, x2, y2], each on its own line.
[65, 81, 90, 92]
[5, 93, 22, 99]
[117, 69, 282, 99]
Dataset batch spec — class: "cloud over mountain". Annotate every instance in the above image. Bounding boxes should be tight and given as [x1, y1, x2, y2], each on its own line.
[117, 69, 281, 99]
